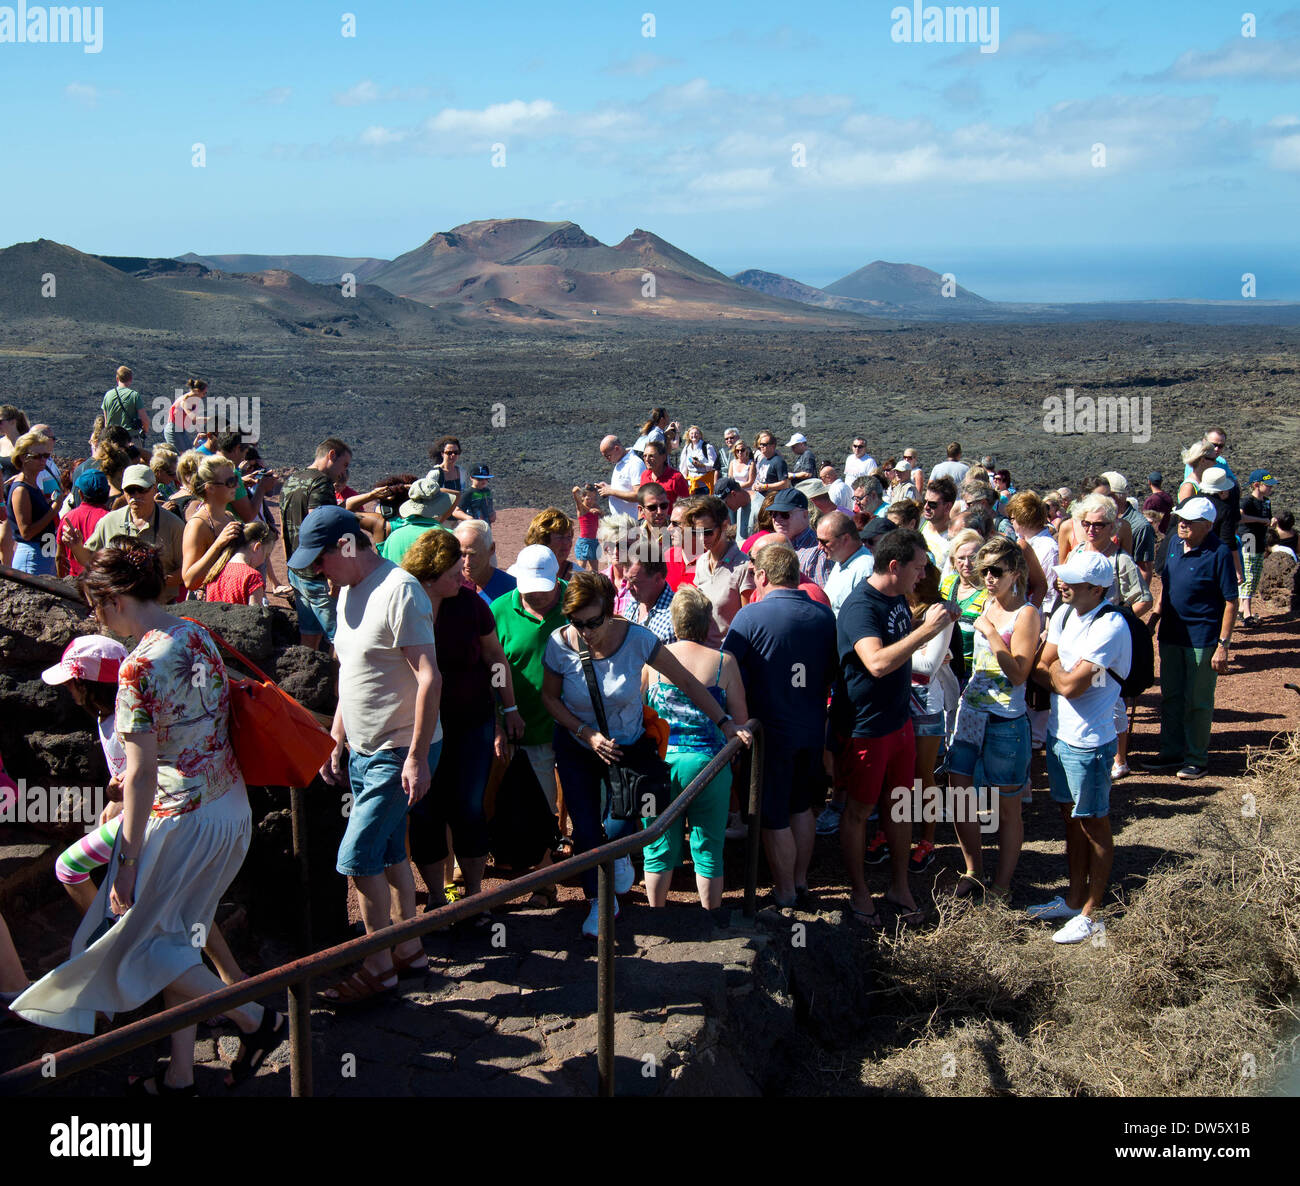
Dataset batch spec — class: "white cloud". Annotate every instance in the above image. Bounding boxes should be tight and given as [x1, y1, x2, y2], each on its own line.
[1140, 37, 1300, 82]
[603, 52, 681, 77]
[359, 126, 407, 147]
[424, 99, 557, 137]
[334, 80, 432, 106]
[688, 167, 777, 194]
[252, 86, 292, 106]
[64, 83, 97, 107]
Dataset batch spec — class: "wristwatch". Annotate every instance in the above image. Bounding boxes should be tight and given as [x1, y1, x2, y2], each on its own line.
[717, 713, 734, 727]
[1216, 638, 1231, 649]
[120, 856, 139, 867]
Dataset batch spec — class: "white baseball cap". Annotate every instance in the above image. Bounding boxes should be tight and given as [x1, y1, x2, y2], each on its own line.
[785, 433, 807, 447]
[1054, 552, 1115, 587]
[1100, 470, 1129, 493]
[1172, 496, 1217, 523]
[507, 544, 559, 594]
[1198, 467, 1233, 494]
[42, 635, 129, 685]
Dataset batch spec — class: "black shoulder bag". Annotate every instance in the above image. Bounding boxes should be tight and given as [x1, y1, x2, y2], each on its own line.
[577, 636, 671, 820]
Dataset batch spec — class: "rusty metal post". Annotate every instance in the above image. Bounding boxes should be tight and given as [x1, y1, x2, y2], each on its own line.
[287, 976, 313, 1096]
[744, 724, 764, 919]
[289, 785, 312, 954]
[597, 857, 615, 1097]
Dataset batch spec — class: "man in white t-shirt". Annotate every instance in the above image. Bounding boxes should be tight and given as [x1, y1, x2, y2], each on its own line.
[928, 441, 970, 488]
[820, 464, 854, 511]
[843, 436, 877, 483]
[1026, 551, 1131, 946]
[294, 506, 441, 1001]
[597, 435, 646, 519]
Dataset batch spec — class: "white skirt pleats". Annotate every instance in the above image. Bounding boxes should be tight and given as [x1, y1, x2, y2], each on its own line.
[12, 782, 251, 1034]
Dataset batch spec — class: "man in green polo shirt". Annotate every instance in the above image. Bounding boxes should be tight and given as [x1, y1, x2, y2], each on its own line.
[64, 464, 185, 600]
[101, 366, 150, 438]
[491, 544, 568, 813]
[377, 478, 452, 566]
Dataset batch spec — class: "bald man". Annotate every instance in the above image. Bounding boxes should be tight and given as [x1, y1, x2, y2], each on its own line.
[596, 434, 646, 518]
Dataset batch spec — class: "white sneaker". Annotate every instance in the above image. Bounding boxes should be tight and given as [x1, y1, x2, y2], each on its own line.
[1111, 761, 1130, 780]
[581, 898, 619, 938]
[1053, 914, 1105, 944]
[613, 855, 635, 894]
[1026, 895, 1081, 922]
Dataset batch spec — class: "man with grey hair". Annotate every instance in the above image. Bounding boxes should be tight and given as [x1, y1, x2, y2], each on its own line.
[961, 479, 1015, 540]
[821, 464, 854, 511]
[454, 518, 517, 605]
[596, 434, 645, 519]
[851, 474, 885, 531]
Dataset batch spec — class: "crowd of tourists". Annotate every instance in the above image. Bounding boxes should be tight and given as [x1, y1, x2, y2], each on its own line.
[0, 380, 1290, 1093]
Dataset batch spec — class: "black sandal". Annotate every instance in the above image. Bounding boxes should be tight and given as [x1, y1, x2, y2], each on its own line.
[128, 1062, 197, 1096]
[225, 1009, 286, 1089]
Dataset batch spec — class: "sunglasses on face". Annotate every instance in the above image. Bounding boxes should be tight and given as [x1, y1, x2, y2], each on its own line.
[853, 443, 866, 450]
[30, 453, 52, 460]
[689, 525, 719, 537]
[568, 611, 606, 631]
[218, 475, 239, 488]
[643, 502, 668, 512]
[924, 499, 943, 509]
[1081, 520, 1109, 531]
[124, 486, 149, 497]
[443, 449, 460, 456]
[981, 566, 1006, 579]
[771, 511, 793, 520]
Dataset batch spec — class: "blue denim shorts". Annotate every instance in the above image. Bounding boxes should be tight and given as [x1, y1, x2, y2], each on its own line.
[337, 741, 442, 876]
[574, 537, 599, 564]
[948, 712, 1030, 794]
[1047, 736, 1117, 818]
[910, 682, 945, 738]
[287, 567, 338, 640]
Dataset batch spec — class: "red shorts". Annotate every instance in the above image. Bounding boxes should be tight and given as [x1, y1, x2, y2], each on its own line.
[844, 720, 915, 811]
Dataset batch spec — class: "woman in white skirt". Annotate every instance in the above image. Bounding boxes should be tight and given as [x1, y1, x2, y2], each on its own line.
[12, 541, 285, 1094]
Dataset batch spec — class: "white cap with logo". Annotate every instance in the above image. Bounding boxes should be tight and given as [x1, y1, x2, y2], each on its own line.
[1054, 552, 1115, 587]
[507, 544, 560, 594]
[1172, 496, 1217, 523]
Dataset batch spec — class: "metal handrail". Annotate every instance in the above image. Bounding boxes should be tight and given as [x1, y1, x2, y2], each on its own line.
[0, 720, 765, 1098]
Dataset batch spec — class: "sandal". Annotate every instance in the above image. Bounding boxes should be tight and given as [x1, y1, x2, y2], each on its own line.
[318, 966, 397, 1007]
[128, 1072, 196, 1096]
[392, 947, 429, 978]
[225, 1009, 287, 1088]
[885, 895, 925, 924]
[954, 873, 984, 898]
[848, 904, 883, 929]
[525, 884, 558, 908]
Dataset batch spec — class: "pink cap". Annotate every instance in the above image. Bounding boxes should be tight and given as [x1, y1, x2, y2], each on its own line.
[41, 635, 128, 686]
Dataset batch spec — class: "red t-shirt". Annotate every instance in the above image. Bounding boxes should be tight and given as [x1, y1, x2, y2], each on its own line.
[62, 503, 109, 577]
[750, 580, 830, 608]
[205, 561, 265, 605]
[639, 466, 690, 509]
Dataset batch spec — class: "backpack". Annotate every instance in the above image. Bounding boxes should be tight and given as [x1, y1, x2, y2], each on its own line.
[1059, 602, 1154, 699]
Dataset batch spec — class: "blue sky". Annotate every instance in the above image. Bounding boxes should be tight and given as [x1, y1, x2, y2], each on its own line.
[2, 0, 1299, 299]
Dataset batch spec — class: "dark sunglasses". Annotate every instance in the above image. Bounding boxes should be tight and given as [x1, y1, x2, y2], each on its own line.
[923, 499, 943, 508]
[771, 510, 793, 519]
[219, 475, 239, 488]
[568, 611, 606, 631]
[123, 486, 150, 497]
[642, 502, 668, 512]
[852, 443, 866, 449]
[443, 449, 460, 456]
[982, 565, 1006, 579]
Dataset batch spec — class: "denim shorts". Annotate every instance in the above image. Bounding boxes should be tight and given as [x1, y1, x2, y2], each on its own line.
[337, 741, 442, 876]
[948, 712, 1030, 795]
[287, 567, 338, 641]
[1047, 736, 1117, 818]
[574, 537, 599, 564]
[910, 682, 945, 738]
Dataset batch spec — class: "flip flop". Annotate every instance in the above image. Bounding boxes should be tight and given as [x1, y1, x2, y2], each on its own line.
[885, 896, 925, 924]
[954, 873, 984, 898]
[847, 904, 883, 929]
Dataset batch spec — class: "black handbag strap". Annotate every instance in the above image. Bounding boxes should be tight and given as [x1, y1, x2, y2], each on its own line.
[576, 638, 611, 740]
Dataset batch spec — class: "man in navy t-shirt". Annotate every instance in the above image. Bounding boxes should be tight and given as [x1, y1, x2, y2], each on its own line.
[837, 528, 956, 926]
[1143, 497, 1237, 781]
[723, 542, 837, 907]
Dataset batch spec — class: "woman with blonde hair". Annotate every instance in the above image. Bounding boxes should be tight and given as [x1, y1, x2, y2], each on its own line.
[640, 584, 750, 909]
[597, 512, 639, 617]
[680, 425, 719, 493]
[181, 454, 243, 590]
[1177, 440, 1215, 503]
[525, 506, 575, 583]
[948, 536, 1040, 900]
[4, 430, 62, 574]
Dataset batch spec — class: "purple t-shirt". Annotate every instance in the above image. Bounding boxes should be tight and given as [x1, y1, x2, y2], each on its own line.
[435, 586, 497, 723]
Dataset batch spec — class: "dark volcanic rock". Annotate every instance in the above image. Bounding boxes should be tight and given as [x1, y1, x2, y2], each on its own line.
[272, 646, 335, 712]
[166, 601, 274, 664]
[0, 581, 93, 668]
[1257, 549, 1298, 612]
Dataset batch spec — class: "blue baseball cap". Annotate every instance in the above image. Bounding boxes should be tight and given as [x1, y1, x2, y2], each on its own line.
[769, 488, 809, 513]
[73, 468, 110, 504]
[288, 505, 362, 571]
[1247, 469, 1277, 486]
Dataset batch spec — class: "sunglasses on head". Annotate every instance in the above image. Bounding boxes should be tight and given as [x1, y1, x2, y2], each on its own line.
[568, 611, 606, 631]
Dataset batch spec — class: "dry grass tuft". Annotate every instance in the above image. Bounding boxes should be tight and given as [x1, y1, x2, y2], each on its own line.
[853, 732, 1300, 1096]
